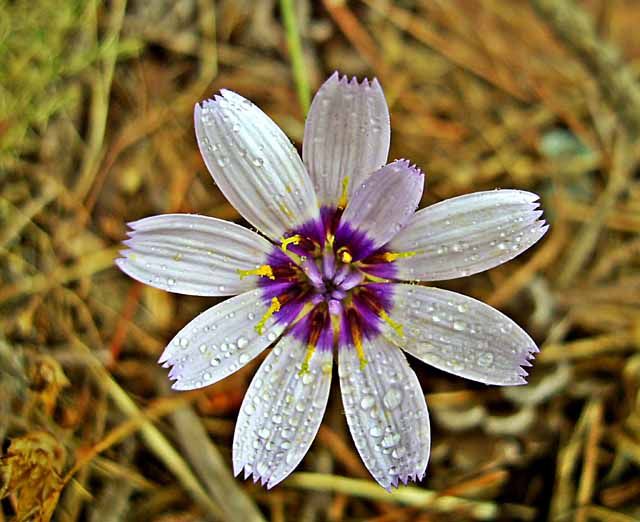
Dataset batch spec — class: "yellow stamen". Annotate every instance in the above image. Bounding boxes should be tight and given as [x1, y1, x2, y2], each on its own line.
[237, 264, 275, 280]
[299, 345, 316, 375]
[338, 176, 350, 209]
[362, 273, 391, 283]
[337, 246, 352, 264]
[380, 310, 404, 338]
[382, 250, 419, 262]
[255, 297, 281, 335]
[280, 234, 302, 254]
[354, 334, 367, 370]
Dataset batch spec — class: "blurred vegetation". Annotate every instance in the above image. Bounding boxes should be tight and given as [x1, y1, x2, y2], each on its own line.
[1, 0, 640, 521]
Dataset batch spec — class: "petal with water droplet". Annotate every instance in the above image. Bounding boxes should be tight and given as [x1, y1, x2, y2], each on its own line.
[233, 336, 332, 488]
[160, 289, 287, 390]
[336, 160, 424, 259]
[116, 214, 273, 296]
[195, 90, 319, 240]
[339, 335, 430, 490]
[302, 72, 390, 206]
[385, 283, 539, 385]
[388, 190, 548, 281]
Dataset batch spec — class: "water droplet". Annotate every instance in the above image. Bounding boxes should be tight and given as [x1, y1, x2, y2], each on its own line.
[281, 428, 293, 439]
[210, 357, 221, 367]
[382, 433, 400, 448]
[392, 446, 407, 459]
[237, 336, 249, 349]
[217, 156, 229, 168]
[383, 388, 402, 409]
[302, 373, 313, 385]
[256, 462, 268, 476]
[369, 426, 383, 437]
[453, 321, 466, 332]
[239, 353, 250, 364]
[360, 396, 375, 410]
[252, 157, 264, 167]
[258, 428, 270, 438]
[281, 441, 291, 449]
[179, 338, 189, 348]
[477, 352, 494, 367]
[244, 403, 255, 415]
[267, 332, 278, 342]
[199, 344, 207, 353]
[167, 278, 175, 286]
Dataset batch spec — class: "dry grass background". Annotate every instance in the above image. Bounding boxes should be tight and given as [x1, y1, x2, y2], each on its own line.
[1, 0, 640, 521]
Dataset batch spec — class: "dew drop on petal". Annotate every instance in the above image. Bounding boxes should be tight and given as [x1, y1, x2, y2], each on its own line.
[369, 426, 383, 437]
[360, 396, 375, 410]
[477, 352, 494, 367]
[392, 446, 407, 459]
[453, 321, 466, 332]
[383, 388, 402, 409]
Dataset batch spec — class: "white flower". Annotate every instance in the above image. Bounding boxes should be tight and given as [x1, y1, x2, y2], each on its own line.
[116, 72, 548, 490]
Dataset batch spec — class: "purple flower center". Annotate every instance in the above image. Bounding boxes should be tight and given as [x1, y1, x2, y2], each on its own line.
[256, 207, 398, 362]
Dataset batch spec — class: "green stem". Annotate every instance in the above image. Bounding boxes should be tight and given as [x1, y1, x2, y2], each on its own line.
[280, 0, 311, 115]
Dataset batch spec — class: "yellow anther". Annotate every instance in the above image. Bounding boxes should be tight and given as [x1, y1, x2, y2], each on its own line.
[255, 297, 281, 335]
[338, 176, 350, 209]
[380, 310, 404, 338]
[299, 345, 316, 376]
[280, 234, 302, 254]
[382, 250, 419, 262]
[337, 246, 353, 264]
[237, 264, 275, 280]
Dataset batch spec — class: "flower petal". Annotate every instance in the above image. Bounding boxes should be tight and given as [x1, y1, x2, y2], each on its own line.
[302, 72, 390, 206]
[115, 214, 274, 296]
[195, 90, 319, 240]
[388, 190, 548, 281]
[385, 284, 539, 386]
[336, 160, 424, 259]
[339, 336, 430, 490]
[159, 289, 287, 390]
[233, 336, 332, 488]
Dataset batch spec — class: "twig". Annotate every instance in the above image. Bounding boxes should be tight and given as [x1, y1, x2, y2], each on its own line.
[285, 473, 500, 520]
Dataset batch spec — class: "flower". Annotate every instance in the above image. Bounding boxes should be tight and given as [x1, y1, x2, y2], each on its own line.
[116, 72, 548, 490]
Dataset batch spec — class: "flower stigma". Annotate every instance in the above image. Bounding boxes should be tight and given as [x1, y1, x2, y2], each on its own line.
[250, 207, 403, 370]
